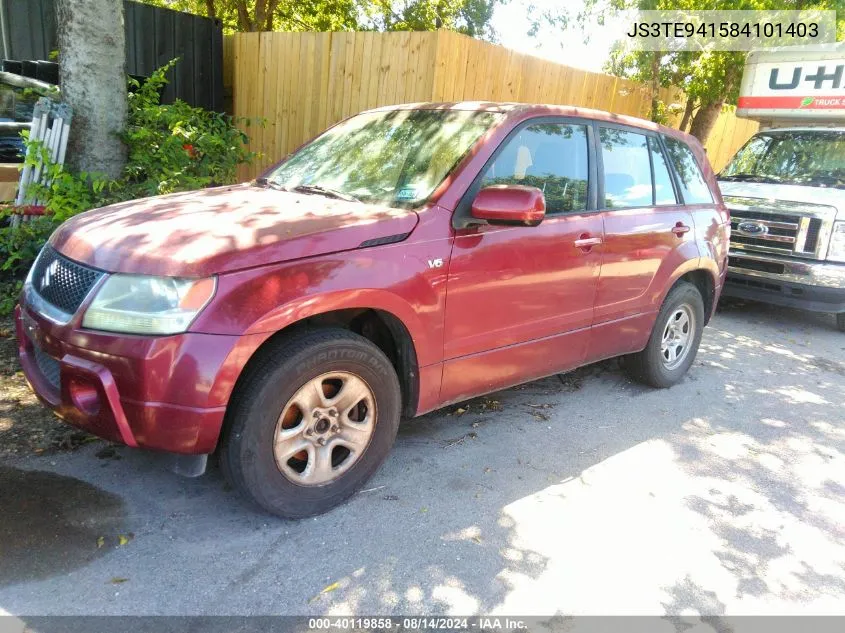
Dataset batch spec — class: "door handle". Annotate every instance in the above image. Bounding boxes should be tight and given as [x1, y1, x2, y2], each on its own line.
[574, 235, 602, 250]
[672, 222, 691, 236]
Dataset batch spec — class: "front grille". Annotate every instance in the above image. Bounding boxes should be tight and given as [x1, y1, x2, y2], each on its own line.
[729, 256, 785, 275]
[730, 210, 799, 254]
[728, 277, 782, 292]
[723, 195, 837, 261]
[805, 218, 823, 253]
[30, 246, 103, 316]
[32, 344, 60, 390]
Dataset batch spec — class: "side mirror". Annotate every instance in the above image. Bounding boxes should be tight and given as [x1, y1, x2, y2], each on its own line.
[470, 185, 546, 227]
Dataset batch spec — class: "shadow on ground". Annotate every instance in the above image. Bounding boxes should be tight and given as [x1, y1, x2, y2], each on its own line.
[0, 465, 127, 587]
[0, 301, 843, 617]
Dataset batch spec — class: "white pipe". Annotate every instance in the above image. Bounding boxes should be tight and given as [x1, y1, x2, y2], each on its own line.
[30, 121, 54, 188]
[56, 120, 71, 167]
[31, 122, 55, 206]
[42, 116, 69, 193]
[14, 112, 43, 207]
[35, 112, 48, 143]
[47, 119, 61, 164]
[13, 99, 74, 223]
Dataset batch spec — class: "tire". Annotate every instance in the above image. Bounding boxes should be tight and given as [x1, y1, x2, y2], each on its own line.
[624, 281, 705, 388]
[837, 313, 845, 333]
[220, 328, 401, 519]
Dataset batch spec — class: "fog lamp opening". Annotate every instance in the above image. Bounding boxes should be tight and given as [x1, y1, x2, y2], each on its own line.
[69, 379, 101, 416]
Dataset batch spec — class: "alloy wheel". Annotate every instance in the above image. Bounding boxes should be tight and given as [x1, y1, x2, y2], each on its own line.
[660, 304, 695, 371]
[273, 372, 377, 486]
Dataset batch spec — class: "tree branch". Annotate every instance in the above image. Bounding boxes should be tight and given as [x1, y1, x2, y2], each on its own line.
[264, 0, 280, 31]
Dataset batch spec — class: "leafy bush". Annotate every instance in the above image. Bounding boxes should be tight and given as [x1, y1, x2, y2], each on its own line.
[0, 60, 254, 314]
[120, 59, 253, 198]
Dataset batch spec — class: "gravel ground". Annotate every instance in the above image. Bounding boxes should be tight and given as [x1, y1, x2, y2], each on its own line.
[1, 300, 844, 618]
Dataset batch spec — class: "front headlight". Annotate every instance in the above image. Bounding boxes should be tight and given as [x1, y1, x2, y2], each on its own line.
[828, 222, 845, 263]
[82, 275, 216, 335]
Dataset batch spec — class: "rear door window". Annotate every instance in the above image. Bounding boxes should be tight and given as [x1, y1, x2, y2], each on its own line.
[480, 122, 590, 214]
[599, 128, 653, 208]
[649, 137, 677, 205]
[663, 136, 713, 204]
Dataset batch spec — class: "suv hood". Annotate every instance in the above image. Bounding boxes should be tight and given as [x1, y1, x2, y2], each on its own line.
[718, 180, 845, 218]
[50, 184, 419, 276]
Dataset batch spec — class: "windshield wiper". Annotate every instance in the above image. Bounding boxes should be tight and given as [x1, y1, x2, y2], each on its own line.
[254, 177, 287, 191]
[719, 173, 781, 183]
[254, 178, 361, 202]
[290, 184, 361, 203]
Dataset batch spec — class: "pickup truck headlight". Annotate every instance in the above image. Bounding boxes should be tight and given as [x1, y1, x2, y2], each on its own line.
[829, 222, 845, 263]
[82, 275, 216, 335]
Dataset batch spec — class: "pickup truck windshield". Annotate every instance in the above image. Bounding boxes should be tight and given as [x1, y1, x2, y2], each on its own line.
[265, 109, 501, 207]
[721, 130, 845, 189]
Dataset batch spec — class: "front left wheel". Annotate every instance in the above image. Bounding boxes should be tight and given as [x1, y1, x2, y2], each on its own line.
[221, 328, 402, 519]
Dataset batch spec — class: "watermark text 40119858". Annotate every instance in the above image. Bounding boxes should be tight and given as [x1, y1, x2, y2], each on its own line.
[618, 10, 835, 52]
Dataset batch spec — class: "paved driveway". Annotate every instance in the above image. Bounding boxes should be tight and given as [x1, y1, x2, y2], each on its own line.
[1, 301, 844, 617]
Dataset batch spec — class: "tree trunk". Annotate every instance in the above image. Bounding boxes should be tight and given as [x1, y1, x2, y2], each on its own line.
[254, 0, 266, 31]
[235, 0, 253, 31]
[204, 0, 216, 20]
[264, 0, 279, 30]
[649, 51, 660, 122]
[56, 0, 127, 179]
[679, 97, 695, 132]
[688, 99, 723, 144]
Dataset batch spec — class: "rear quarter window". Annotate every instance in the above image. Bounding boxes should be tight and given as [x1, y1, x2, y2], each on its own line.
[663, 136, 713, 204]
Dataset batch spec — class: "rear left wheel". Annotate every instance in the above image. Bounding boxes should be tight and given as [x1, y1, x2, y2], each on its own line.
[624, 281, 705, 388]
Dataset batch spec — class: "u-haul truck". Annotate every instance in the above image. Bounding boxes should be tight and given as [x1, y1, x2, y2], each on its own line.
[719, 44, 845, 332]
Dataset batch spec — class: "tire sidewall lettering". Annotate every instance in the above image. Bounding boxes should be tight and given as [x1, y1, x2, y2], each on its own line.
[295, 347, 388, 377]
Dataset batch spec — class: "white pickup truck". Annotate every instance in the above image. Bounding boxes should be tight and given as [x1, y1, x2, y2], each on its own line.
[719, 45, 845, 332]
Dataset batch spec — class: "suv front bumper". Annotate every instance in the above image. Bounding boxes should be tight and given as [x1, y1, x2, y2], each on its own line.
[15, 303, 247, 455]
[724, 251, 845, 313]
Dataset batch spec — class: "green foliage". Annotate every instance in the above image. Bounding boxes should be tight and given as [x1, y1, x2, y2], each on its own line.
[22, 136, 108, 224]
[0, 211, 54, 312]
[0, 60, 254, 314]
[549, 0, 845, 136]
[137, 0, 500, 38]
[363, 0, 501, 38]
[120, 59, 252, 198]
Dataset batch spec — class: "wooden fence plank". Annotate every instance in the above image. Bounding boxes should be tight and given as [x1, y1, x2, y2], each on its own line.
[230, 30, 759, 180]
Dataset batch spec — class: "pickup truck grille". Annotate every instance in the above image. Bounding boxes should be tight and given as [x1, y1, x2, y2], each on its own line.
[724, 195, 835, 260]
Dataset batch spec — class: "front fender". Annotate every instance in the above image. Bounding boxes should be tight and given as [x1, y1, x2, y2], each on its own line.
[244, 288, 428, 348]
[202, 290, 428, 411]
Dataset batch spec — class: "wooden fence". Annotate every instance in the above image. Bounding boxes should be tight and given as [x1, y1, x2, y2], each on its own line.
[227, 30, 757, 180]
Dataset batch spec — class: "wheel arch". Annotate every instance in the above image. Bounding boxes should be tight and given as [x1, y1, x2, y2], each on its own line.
[675, 268, 717, 325]
[213, 300, 422, 442]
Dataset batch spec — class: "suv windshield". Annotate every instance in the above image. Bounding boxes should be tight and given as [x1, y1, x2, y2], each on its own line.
[720, 130, 845, 189]
[264, 109, 501, 207]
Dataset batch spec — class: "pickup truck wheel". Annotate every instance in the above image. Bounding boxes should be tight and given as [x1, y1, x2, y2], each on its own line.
[624, 281, 704, 388]
[837, 313, 845, 333]
[220, 328, 401, 519]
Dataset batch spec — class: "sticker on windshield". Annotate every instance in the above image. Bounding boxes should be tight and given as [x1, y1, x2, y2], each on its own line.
[396, 186, 420, 201]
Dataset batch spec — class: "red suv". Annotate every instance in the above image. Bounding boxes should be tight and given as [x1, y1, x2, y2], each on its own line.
[16, 103, 729, 517]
